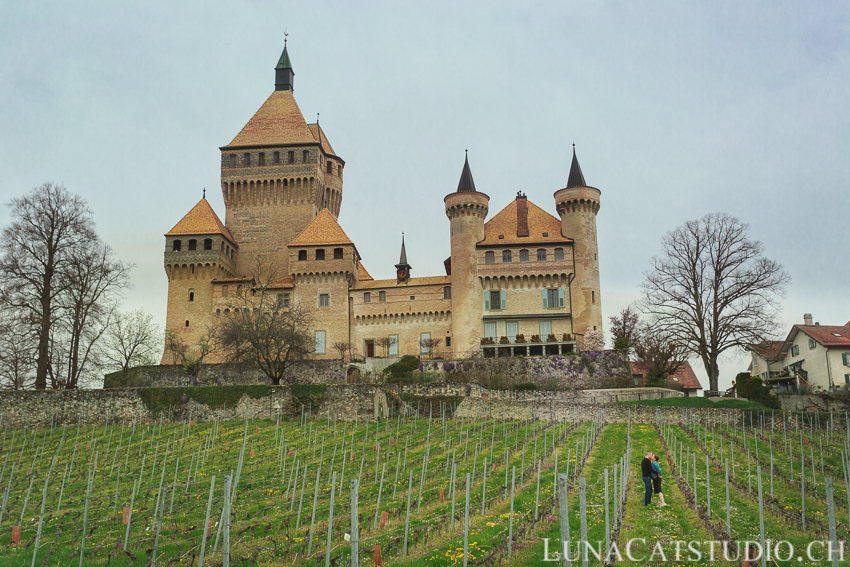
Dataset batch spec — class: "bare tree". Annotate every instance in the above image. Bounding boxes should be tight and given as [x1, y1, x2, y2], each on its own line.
[376, 336, 397, 357]
[0, 310, 35, 390]
[49, 243, 131, 389]
[332, 341, 352, 363]
[215, 262, 314, 385]
[640, 213, 789, 392]
[421, 337, 443, 360]
[609, 306, 641, 352]
[165, 329, 216, 381]
[633, 330, 688, 382]
[0, 183, 97, 389]
[98, 309, 163, 387]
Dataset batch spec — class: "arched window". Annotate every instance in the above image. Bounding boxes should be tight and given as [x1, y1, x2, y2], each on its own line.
[519, 249, 529, 262]
[203, 238, 212, 250]
[443, 286, 451, 299]
[298, 250, 307, 261]
[315, 249, 325, 260]
[333, 248, 343, 259]
[188, 239, 197, 251]
[172, 240, 182, 251]
[554, 248, 564, 261]
[188, 290, 194, 302]
[184, 320, 189, 327]
[485, 251, 495, 264]
[502, 250, 512, 263]
[537, 249, 546, 261]
[224, 309, 230, 316]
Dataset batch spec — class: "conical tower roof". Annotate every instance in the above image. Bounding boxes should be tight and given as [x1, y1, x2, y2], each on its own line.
[566, 145, 587, 188]
[398, 234, 408, 265]
[456, 152, 477, 193]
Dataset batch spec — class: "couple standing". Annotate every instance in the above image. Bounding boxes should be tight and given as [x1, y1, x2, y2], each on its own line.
[641, 451, 666, 506]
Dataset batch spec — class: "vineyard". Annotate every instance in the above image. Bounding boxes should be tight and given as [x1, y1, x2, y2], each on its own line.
[0, 405, 848, 566]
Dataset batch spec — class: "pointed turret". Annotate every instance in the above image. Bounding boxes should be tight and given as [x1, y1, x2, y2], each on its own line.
[395, 234, 412, 284]
[275, 42, 294, 91]
[456, 152, 477, 193]
[566, 144, 587, 188]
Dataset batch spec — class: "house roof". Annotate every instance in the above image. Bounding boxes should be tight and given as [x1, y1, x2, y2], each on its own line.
[268, 276, 294, 289]
[358, 263, 373, 281]
[747, 341, 785, 360]
[479, 198, 572, 246]
[353, 275, 451, 290]
[165, 198, 235, 244]
[288, 208, 355, 247]
[224, 90, 316, 148]
[793, 324, 850, 347]
[631, 360, 703, 391]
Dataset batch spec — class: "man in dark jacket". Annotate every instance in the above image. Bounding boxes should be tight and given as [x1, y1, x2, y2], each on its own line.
[641, 451, 654, 506]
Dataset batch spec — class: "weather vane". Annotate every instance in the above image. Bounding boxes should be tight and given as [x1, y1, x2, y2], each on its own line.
[284, 29, 288, 46]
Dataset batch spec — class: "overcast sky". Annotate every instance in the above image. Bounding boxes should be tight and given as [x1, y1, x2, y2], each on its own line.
[2, 1, 848, 390]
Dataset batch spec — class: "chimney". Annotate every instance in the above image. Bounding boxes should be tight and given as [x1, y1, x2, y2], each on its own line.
[516, 191, 528, 237]
[803, 313, 813, 326]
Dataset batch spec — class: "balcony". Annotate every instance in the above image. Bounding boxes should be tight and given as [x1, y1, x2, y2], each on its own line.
[480, 335, 577, 358]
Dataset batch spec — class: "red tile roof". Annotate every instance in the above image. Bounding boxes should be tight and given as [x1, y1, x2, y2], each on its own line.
[308, 123, 337, 157]
[288, 208, 354, 247]
[358, 263, 373, 281]
[631, 360, 703, 391]
[480, 198, 571, 246]
[353, 275, 451, 290]
[166, 198, 235, 244]
[224, 90, 315, 148]
[795, 324, 850, 347]
[747, 341, 785, 360]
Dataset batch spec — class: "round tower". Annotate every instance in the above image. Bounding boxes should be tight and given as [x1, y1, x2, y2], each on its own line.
[445, 153, 489, 357]
[554, 146, 602, 344]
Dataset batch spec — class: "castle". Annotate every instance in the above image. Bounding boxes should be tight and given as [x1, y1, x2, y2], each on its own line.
[162, 45, 603, 363]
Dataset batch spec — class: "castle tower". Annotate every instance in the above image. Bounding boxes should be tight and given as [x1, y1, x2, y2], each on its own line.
[220, 44, 344, 279]
[444, 153, 489, 356]
[554, 146, 602, 341]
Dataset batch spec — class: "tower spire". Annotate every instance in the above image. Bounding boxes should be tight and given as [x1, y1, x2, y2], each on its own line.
[566, 144, 587, 188]
[395, 233, 412, 284]
[275, 39, 295, 91]
[456, 151, 477, 193]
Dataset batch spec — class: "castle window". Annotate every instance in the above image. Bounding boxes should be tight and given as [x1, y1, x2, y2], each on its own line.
[554, 248, 564, 260]
[363, 292, 371, 303]
[230, 248, 234, 258]
[486, 290, 505, 311]
[185, 320, 189, 327]
[319, 293, 330, 307]
[443, 286, 451, 299]
[808, 338, 816, 349]
[188, 239, 197, 251]
[283, 294, 290, 307]
[519, 249, 529, 262]
[445, 336, 451, 347]
[224, 308, 230, 316]
[537, 249, 546, 261]
[220, 242, 224, 252]
[379, 291, 386, 302]
[543, 288, 564, 308]
[315, 330, 326, 354]
[288, 151, 295, 163]
[502, 250, 512, 263]
[302, 150, 309, 163]
[216, 309, 221, 317]
[592, 290, 595, 304]
[298, 250, 307, 261]
[542, 232, 549, 237]
[244, 153, 251, 166]
[259, 152, 265, 165]
[333, 248, 343, 259]
[338, 164, 342, 177]
[229, 154, 236, 167]
[420, 333, 431, 355]
[203, 238, 212, 250]
[326, 162, 332, 174]
[172, 240, 182, 251]
[410, 296, 415, 300]
[388, 334, 398, 356]
[221, 285, 228, 297]
[273, 151, 280, 164]
[315, 249, 325, 260]
[485, 251, 495, 264]
[189, 291, 194, 302]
